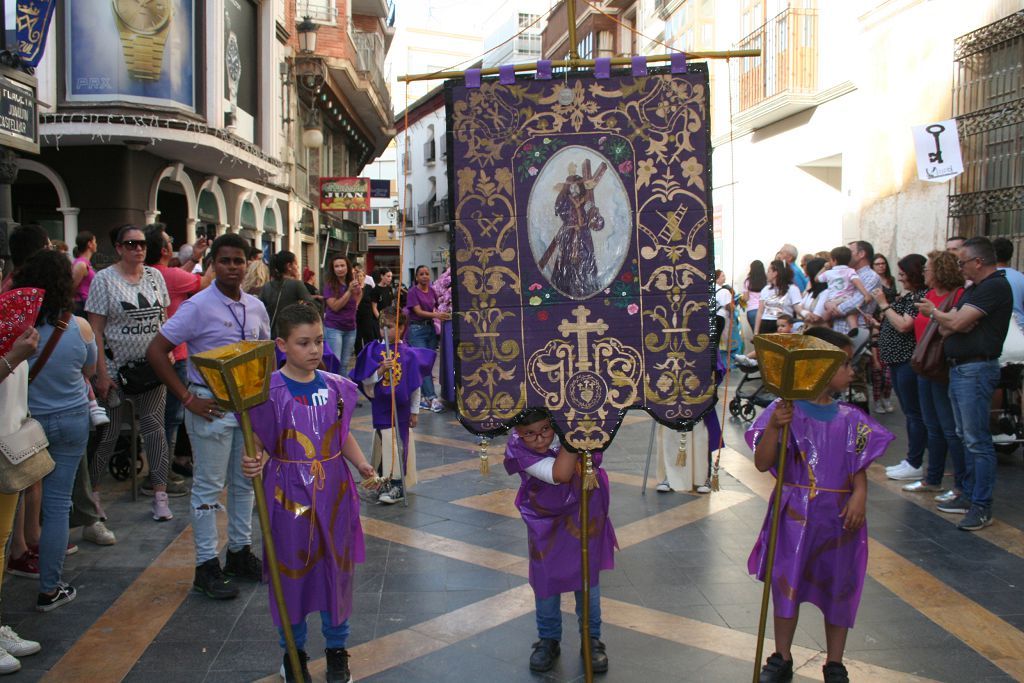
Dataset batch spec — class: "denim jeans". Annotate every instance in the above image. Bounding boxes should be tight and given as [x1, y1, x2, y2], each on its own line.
[279, 613, 349, 650]
[535, 585, 601, 641]
[164, 359, 188, 452]
[37, 406, 89, 593]
[407, 323, 438, 398]
[948, 360, 1000, 508]
[889, 361, 927, 468]
[917, 375, 966, 489]
[325, 327, 357, 374]
[184, 386, 254, 564]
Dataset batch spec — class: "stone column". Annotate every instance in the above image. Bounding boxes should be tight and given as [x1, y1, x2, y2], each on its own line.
[0, 148, 20, 262]
[58, 207, 80, 245]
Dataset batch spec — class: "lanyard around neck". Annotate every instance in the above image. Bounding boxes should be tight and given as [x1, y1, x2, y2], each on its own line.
[226, 300, 247, 341]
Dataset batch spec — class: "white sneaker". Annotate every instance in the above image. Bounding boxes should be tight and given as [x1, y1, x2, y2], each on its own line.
[696, 483, 712, 494]
[887, 462, 924, 480]
[430, 398, 445, 413]
[655, 481, 672, 493]
[89, 401, 110, 427]
[152, 492, 173, 521]
[886, 459, 911, 474]
[882, 398, 896, 413]
[0, 626, 39, 658]
[82, 521, 116, 546]
[0, 647, 18, 674]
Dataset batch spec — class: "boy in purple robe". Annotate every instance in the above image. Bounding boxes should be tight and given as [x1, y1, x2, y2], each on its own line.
[242, 304, 378, 683]
[349, 308, 435, 505]
[504, 408, 618, 674]
[748, 327, 893, 683]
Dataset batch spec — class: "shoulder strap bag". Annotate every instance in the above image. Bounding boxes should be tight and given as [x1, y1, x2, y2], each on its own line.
[910, 293, 956, 383]
[0, 312, 68, 493]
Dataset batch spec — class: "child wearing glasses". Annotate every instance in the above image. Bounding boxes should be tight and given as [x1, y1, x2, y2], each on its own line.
[504, 408, 618, 675]
[748, 327, 893, 683]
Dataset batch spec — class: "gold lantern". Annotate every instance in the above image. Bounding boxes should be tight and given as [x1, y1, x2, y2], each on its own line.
[748, 333, 847, 683]
[751, 333, 848, 401]
[189, 341, 304, 681]
[190, 340, 277, 411]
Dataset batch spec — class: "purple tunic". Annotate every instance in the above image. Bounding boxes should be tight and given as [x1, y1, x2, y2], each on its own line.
[549, 189, 605, 299]
[247, 371, 365, 628]
[504, 433, 618, 599]
[349, 340, 435, 469]
[745, 400, 893, 628]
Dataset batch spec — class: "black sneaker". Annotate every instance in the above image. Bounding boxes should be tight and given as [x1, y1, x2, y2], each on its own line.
[325, 647, 352, 683]
[224, 545, 263, 582]
[279, 649, 311, 683]
[193, 558, 239, 600]
[581, 637, 608, 674]
[529, 638, 560, 672]
[937, 494, 972, 515]
[759, 652, 794, 683]
[36, 582, 76, 612]
[822, 661, 849, 683]
[958, 505, 994, 531]
[378, 481, 405, 505]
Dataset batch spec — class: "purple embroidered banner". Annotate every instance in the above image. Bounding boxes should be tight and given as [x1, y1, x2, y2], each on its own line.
[445, 66, 715, 451]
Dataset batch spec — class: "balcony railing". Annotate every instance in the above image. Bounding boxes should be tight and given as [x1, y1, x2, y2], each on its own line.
[737, 8, 818, 112]
[417, 197, 449, 227]
[353, 30, 391, 114]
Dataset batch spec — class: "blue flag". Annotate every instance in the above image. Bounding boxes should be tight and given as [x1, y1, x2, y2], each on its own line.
[17, 0, 57, 68]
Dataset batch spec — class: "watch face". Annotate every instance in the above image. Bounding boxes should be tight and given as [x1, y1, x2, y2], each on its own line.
[113, 0, 172, 35]
[227, 37, 241, 82]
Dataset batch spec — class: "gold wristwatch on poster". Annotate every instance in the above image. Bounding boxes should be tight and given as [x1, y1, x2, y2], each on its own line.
[111, 0, 173, 81]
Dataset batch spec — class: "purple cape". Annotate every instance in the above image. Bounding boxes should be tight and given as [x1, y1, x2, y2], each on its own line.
[504, 433, 618, 599]
[745, 400, 893, 627]
[350, 340, 435, 469]
[247, 370, 365, 628]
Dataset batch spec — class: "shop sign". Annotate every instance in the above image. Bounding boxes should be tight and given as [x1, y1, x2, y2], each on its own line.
[320, 177, 370, 212]
[0, 71, 38, 154]
[912, 119, 964, 182]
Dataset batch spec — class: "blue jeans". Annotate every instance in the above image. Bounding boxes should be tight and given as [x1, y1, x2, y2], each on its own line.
[279, 613, 349, 650]
[407, 322, 438, 399]
[164, 359, 188, 452]
[37, 406, 89, 593]
[890, 361, 927, 468]
[948, 360, 1000, 508]
[917, 375, 966, 489]
[325, 327, 357, 374]
[184, 386, 254, 564]
[535, 585, 601, 641]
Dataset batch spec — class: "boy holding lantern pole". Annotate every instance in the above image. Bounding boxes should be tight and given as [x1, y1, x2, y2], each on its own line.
[241, 304, 378, 683]
[504, 408, 618, 674]
[748, 327, 893, 683]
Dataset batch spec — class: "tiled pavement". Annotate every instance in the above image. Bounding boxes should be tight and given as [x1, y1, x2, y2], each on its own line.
[4, 372, 1024, 682]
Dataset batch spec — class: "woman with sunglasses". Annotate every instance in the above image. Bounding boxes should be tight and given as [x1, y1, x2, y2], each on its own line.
[86, 225, 181, 523]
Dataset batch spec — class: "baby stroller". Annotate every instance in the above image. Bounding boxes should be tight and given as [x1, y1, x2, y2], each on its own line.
[843, 328, 873, 413]
[992, 363, 1024, 461]
[729, 361, 777, 422]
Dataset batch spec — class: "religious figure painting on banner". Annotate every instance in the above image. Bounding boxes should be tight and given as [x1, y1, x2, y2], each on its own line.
[528, 146, 632, 300]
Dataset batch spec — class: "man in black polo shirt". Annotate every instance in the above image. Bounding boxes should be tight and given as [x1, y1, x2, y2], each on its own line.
[916, 237, 1011, 531]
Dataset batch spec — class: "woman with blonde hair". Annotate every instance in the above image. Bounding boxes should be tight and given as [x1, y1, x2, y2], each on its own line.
[242, 259, 270, 295]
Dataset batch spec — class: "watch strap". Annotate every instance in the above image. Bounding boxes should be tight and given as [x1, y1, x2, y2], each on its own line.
[120, 29, 169, 81]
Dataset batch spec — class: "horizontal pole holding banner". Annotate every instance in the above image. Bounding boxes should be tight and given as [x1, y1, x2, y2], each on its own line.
[397, 49, 762, 84]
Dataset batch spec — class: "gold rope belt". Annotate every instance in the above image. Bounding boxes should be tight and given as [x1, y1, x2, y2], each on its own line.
[785, 481, 851, 500]
[274, 452, 341, 560]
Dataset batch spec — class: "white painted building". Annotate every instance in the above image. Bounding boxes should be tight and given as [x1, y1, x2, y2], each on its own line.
[481, 1, 553, 68]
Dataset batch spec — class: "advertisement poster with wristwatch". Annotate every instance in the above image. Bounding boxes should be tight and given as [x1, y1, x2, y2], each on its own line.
[66, 0, 194, 111]
[224, 0, 258, 143]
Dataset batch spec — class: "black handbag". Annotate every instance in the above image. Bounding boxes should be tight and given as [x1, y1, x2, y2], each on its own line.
[117, 359, 162, 395]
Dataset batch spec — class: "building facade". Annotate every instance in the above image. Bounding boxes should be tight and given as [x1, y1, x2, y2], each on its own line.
[11, 0, 395, 280]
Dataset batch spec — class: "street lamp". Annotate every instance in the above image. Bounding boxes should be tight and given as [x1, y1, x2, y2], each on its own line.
[302, 108, 323, 149]
[297, 16, 319, 54]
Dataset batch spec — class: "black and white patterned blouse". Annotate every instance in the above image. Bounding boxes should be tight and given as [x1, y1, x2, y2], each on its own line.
[877, 288, 926, 365]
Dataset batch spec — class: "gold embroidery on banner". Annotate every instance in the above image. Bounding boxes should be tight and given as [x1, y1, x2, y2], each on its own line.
[453, 73, 713, 441]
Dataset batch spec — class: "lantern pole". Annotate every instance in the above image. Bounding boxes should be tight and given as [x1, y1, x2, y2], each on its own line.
[579, 452, 594, 683]
[239, 410, 304, 683]
[751, 404, 791, 683]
